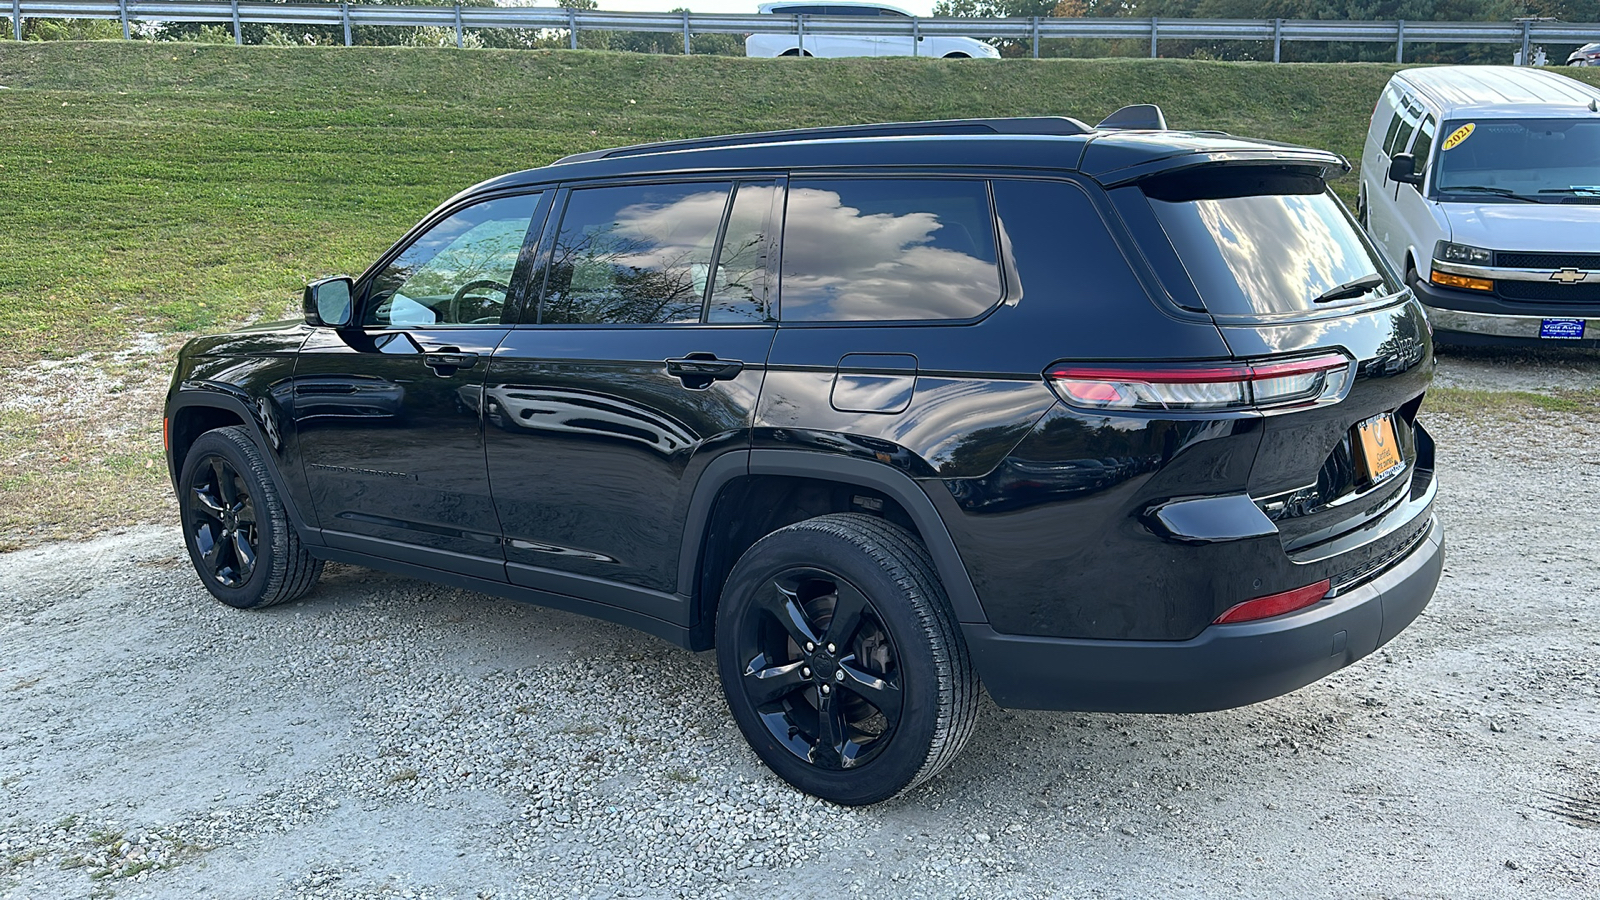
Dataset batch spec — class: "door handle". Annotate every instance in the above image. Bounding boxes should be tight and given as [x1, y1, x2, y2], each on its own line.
[424, 350, 479, 373]
[666, 355, 743, 389]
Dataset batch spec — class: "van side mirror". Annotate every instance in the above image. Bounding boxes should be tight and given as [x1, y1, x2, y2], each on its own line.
[1389, 153, 1423, 186]
[304, 276, 354, 327]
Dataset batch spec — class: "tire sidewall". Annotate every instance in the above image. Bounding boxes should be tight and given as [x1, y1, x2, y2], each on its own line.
[716, 525, 946, 806]
[178, 430, 280, 609]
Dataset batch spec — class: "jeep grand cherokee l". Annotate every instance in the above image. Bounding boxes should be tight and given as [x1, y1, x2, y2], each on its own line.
[166, 111, 1443, 805]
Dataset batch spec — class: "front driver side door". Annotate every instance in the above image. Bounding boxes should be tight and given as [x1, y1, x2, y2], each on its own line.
[292, 191, 548, 579]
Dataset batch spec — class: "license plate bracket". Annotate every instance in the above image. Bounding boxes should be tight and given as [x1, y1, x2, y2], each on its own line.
[1356, 412, 1403, 482]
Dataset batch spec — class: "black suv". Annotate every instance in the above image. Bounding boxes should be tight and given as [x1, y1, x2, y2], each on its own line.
[166, 110, 1444, 805]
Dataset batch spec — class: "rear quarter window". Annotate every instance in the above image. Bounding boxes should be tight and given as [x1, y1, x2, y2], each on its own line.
[780, 178, 1002, 322]
[1141, 167, 1399, 319]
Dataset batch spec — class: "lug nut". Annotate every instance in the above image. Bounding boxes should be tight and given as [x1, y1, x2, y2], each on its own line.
[804, 642, 815, 652]
[834, 670, 845, 682]
[820, 684, 831, 695]
[801, 667, 812, 677]
[826, 643, 836, 654]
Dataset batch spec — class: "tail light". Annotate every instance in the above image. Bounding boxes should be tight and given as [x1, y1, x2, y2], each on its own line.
[1045, 351, 1353, 413]
[1214, 580, 1330, 624]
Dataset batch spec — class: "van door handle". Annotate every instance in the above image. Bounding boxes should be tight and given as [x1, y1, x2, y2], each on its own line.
[666, 355, 743, 388]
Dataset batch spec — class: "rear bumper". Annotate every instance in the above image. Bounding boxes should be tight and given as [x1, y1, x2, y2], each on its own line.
[1412, 278, 1600, 346]
[967, 516, 1443, 713]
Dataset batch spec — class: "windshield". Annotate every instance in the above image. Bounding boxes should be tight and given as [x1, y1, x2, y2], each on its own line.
[1432, 118, 1600, 202]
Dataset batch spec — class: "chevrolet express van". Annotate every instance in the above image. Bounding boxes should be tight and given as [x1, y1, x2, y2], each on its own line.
[1359, 66, 1600, 345]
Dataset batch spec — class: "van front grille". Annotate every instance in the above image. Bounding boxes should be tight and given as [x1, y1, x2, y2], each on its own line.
[1495, 251, 1600, 269]
[1497, 281, 1600, 303]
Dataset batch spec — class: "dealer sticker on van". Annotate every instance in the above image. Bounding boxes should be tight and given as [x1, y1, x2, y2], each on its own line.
[1540, 318, 1586, 339]
[1442, 123, 1476, 150]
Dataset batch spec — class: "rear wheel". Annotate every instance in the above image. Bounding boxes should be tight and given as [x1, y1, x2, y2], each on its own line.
[178, 426, 323, 609]
[716, 514, 979, 805]
[943, 52, 971, 58]
[779, 48, 814, 57]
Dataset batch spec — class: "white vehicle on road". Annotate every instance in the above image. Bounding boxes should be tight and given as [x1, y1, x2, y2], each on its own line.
[1358, 65, 1600, 346]
[744, 2, 1001, 59]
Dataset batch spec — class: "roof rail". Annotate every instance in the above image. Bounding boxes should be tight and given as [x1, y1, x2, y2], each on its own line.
[553, 116, 1094, 165]
[1096, 104, 1168, 131]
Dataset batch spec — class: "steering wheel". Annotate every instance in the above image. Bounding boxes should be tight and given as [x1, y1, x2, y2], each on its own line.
[448, 279, 511, 325]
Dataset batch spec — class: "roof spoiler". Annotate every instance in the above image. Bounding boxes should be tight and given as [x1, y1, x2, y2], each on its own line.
[1096, 104, 1168, 131]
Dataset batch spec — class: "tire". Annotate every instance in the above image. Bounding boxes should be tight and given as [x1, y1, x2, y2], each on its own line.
[943, 52, 971, 59]
[178, 426, 323, 609]
[779, 48, 813, 57]
[715, 513, 979, 805]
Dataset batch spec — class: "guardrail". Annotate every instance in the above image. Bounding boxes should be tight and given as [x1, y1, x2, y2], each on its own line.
[5, 1, 1597, 63]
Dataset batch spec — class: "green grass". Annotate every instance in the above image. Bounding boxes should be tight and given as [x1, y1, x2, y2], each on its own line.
[10, 42, 1599, 356]
[1425, 386, 1600, 416]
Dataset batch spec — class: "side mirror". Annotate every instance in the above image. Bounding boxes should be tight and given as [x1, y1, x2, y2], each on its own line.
[304, 276, 354, 327]
[1389, 153, 1423, 186]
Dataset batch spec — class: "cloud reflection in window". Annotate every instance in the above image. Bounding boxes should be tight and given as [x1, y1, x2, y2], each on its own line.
[780, 180, 1001, 322]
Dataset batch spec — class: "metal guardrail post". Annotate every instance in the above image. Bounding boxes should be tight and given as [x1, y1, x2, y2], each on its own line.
[12, 0, 22, 42]
[1032, 16, 1039, 59]
[454, 4, 463, 48]
[682, 10, 690, 55]
[1273, 18, 1281, 63]
[342, 3, 351, 46]
[797, 14, 805, 55]
[119, 0, 129, 40]
[231, 0, 241, 45]
[912, 17, 918, 57]
[568, 7, 576, 50]
[1150, 16, 1157, 58]
[1520, 20, 1531, 65]
[1396, 19, 1404, 63]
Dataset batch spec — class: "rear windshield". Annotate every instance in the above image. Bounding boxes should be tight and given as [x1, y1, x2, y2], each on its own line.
[1143, 168, 1398, 318]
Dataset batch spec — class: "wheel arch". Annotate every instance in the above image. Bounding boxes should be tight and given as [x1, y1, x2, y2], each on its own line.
[167, 391, 317, 539]
[677, 449, 987, 649]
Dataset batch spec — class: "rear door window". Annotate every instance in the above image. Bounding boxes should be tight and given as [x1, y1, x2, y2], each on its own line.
[1141, 167, 1399, 319]
[538, 182, 733, 325]
[780, 178, 1001, 321]
[1411, 115, 1437, 182]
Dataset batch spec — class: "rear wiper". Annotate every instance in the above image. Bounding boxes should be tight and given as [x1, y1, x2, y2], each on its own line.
[1314, 274, 1387, 304]
[1441, 185, 1541, 203]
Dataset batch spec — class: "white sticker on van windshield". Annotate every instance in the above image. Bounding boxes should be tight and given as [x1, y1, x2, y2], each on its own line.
[1442, 123, 1476, 150]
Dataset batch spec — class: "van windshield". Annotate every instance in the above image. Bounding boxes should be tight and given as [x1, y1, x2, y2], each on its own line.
[1432, 118, 1600, 203]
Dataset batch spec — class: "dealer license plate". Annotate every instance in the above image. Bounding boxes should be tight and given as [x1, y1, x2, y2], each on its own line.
[1541, 318, 1586, 340]
[1356, 413, 1403, 482]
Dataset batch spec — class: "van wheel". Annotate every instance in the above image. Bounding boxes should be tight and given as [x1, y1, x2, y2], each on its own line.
[943, 52, 971, 58]
[779, 48, 813, 57]
[716, 514, 979, 805]
[178, 426, 323, 609]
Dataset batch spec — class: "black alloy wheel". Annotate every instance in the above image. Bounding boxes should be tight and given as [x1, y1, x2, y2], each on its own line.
[717, 514, 979, 805]
[178, 426, 323, 609]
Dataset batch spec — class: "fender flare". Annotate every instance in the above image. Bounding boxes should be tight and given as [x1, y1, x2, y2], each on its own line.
[166, 389, 319, 541]
[675, 449, 989, 626]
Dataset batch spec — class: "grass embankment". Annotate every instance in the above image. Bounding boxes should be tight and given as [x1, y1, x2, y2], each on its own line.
[0, 43, 1596, 548]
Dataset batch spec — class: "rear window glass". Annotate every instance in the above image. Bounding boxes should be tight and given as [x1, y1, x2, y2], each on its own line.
[781, 178, 1001, 322]
[1143, 168, 1397, 318]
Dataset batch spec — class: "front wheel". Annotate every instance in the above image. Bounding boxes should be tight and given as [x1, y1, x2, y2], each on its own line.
[178, 426, 323, 609]
[716, 514, 979, 805]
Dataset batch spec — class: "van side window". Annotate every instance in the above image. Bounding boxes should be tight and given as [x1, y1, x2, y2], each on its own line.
[1410, 115, 1437, 184]
[1382, 112, 1404, 156]
[780, 178, 1001, 322]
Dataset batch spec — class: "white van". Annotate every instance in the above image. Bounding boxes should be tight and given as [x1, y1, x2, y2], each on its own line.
[744, 2, 1000, 59]
[1358, 66, 1600, 345]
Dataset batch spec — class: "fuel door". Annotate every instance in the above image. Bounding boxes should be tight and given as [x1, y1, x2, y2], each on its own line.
[830, 353, 918, 415]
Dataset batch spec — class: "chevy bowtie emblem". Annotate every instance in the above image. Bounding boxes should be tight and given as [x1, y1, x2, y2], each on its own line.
[1551, 268, 1590, 284]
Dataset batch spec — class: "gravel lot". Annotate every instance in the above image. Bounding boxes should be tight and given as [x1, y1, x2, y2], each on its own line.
[3, 369, 1599, 899]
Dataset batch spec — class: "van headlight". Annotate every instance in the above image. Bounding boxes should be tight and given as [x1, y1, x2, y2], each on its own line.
[1434, 241, 1492, 265]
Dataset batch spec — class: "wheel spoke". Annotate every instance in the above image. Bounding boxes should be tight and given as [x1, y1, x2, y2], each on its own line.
[838, 660, 903, 722]
[820, 581, 870, 650]
[190, 487, 226, 521]
[812, 689, 848, 769]
[200, 526, 223, 572]
[762, 581, 821, 649]
[235, 498, 257, 526]
[231, 530, 256, 581]
[742, 656, 809, 706]
[212, 459, 238, 506]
